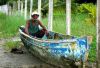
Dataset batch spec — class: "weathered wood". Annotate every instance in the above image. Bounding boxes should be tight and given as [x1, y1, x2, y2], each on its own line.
[87, 36, 93, 45]
[19, 26, 92, 68]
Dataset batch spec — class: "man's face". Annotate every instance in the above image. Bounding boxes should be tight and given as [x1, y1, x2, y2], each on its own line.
[32, 14, 39, 19]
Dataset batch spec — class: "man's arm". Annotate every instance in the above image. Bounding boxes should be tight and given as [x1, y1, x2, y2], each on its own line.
[25, 20, 29, 35]
[38, 20, 49, 35]
[38, 20, 46, 30]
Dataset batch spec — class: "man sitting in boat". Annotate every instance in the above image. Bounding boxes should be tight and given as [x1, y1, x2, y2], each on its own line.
[25, 11, 48, 38]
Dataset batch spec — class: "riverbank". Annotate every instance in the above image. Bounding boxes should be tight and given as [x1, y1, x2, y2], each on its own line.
[0, 38, 57, 68]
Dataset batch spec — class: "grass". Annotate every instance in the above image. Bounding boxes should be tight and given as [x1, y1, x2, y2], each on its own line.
[42, 13, 96, 62]
[3, 41, 21, 51]
[71, 13, 96, 62]
[0, 11, 96, 62]
[0, 12, 25, 38]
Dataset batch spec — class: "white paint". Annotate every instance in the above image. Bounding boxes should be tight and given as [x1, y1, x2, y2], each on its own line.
[66, 0, 71, 35]
[38, 0, 41, 20]
[48, 0, 53, 31]
[0, 4, 8, 15]
[18, 0, 20, 13]
[13, 2, 16, 13]
[8, 5, 12, 15]
[25, 0, 27, 19]
[30, 0, 33, 18]
[21, 1, 24, 15]
[97, 0, 100, 67]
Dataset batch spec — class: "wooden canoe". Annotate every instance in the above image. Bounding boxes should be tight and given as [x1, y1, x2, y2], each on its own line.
[19, 26, 92, 68]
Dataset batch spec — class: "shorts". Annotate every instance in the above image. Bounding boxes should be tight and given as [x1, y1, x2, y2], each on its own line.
[30, 29, 46, 38]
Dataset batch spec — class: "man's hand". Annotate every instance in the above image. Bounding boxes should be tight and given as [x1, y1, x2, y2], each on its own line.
[45, 30, 49, 35]
[42, 29, 49, 35]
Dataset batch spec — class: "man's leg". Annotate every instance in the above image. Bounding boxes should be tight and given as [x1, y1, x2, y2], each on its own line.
[35, 29, 45, 38]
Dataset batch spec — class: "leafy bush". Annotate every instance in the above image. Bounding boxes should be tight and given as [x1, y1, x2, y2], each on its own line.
[71, 3, 79, 13]
[77, 3, 96, 25]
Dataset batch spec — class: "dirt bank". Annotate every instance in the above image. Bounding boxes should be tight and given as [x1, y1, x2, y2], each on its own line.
[0, 38, 56, 68]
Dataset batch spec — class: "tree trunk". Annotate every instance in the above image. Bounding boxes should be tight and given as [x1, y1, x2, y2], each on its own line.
[18, 0, 20, 15]
[21, 1, 23, 16]
[38, 0, 41, 20]
[97, 0, 100, 68]
[66, 0, 71, 35]
[25, 0, 27, 19]
[30, 0, 33, 18]
[48, 0, 53, 31]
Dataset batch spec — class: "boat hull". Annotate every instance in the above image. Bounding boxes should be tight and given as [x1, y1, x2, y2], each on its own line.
[19, 27, 91, 67]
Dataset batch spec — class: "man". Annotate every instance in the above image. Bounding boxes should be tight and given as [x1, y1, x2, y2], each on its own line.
[25, 11, 48, 38]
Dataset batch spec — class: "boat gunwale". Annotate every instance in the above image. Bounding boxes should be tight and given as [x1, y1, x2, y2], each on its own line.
[19, 29, 78, 43]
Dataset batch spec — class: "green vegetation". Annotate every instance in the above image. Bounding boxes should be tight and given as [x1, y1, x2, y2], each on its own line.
[42, 12, 96, 62]
[77, 3, 96, 25]
[88, 37, 96, 62]
[0, 12, 25, 38]
[3, 41, 21, 51]
[0, 12, 96, 62]
[0, 2, 96, 62]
